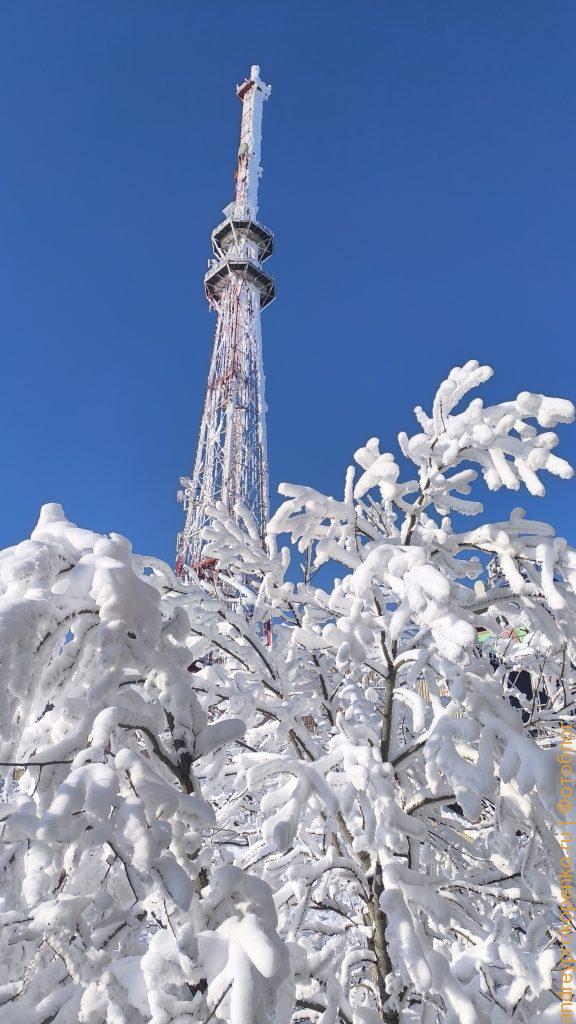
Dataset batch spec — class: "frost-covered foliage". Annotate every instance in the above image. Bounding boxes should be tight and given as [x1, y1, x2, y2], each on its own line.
[0, 361, 574, 1024]
[0, 507, 286, 1023]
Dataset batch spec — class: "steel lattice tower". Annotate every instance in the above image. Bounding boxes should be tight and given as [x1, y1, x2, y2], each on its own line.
[176, 66, 274, 582]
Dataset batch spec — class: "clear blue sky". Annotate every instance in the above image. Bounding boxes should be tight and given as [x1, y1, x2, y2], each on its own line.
[1, 2, 575, 563]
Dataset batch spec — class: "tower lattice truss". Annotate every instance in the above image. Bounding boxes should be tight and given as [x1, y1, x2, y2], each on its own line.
[177, 67, 274, 581]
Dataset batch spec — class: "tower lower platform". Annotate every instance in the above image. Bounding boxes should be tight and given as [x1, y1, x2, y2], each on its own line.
[204, 259, 276, 309]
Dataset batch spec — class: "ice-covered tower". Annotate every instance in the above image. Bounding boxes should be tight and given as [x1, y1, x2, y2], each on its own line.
[176, 66, 274, 581]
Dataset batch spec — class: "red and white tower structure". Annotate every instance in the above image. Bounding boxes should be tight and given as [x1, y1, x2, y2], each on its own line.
[176, 66, 274, 581]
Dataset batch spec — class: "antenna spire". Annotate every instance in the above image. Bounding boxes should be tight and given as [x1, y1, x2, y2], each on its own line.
[234, 65, 271, 220]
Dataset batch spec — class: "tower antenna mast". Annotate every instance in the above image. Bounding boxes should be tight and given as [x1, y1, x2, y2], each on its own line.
[176, 66, 274, 582]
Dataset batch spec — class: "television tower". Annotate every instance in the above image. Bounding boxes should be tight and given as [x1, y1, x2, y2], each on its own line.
[176, 66, 274, 582]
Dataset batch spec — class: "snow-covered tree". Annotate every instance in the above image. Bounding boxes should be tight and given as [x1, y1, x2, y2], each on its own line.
[0, 507, 287, 1023]
[0, 360, 574, 1024]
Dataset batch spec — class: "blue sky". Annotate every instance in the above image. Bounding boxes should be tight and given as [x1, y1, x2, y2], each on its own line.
[0, 2, 575, 564]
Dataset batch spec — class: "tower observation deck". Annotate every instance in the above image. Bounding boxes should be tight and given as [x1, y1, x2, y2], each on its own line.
[176, 66, 274, 581]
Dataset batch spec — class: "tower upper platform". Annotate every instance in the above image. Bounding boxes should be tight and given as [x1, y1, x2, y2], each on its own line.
[212, 216, 274, 263]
